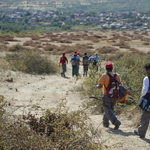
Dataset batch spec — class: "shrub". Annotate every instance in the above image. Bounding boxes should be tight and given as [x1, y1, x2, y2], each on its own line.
[114, 53, 149, 103]
[8, 44, 27, 52]
[6, 49, 58, 74]
[96, 46, 119, 54]
[0, 98, 102, 149]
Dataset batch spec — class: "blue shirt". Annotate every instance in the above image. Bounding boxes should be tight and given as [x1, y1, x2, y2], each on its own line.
[95, 56, 99, 62]
[88, 56, 94, 63]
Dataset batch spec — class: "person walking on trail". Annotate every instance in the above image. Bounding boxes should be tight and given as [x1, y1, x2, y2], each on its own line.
[77, 52, 80, 76]
[134, 63, 150, 138]
[88, 55, 94, 64]
[93, 53, 99, 71]
[83, 52, 89, 76]
[96, 62, 121, 129]
[71, 53, 78, 77]
[59, 52, 68, 77]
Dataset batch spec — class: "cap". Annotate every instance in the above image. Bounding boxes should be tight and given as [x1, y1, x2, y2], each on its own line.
[105, 62, 113, 68]
[74, 53, 77, 56]
[63, 52, 65, 54]
[74, 50, 77, 53]
[77, 52, 79, 55]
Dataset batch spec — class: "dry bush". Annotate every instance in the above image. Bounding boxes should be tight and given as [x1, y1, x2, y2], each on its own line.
[141, 31, 149, 36]
[129, 48, 141, 54]
[30, 35, 41, 40]
[143, 42, 149, 45]
[90, 37, 100, 43]
[23, 40, 37, 47]
[96, 46, 119, 54]
[8, 44, 27, 52]
[40, 39, 49, 42]
[16, 34, 27, 38]
[0, 44, 8, 51]
[113, 41, 130, 49]
[43, 44, 58, 52]
[0, 98, 102, 149]
[89, 32, 93, 35]
[0, 35, 16, 42]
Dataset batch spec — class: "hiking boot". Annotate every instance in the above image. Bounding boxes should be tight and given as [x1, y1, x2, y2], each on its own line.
[61, 73, 63, 77]
[134, 130, 145, 138]
[114, 122, 121, 130]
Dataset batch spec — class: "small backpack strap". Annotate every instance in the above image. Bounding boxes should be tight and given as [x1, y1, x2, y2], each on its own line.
[106, 72, 112, 78]
[148, 75, 150, 89]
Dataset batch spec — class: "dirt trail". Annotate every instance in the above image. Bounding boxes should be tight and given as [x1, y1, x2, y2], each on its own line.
[0, 54, 150, 149]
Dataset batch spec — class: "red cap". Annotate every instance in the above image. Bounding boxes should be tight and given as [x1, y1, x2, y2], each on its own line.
[105, 62, 113, 68]
[77, 52, 79, 55]
[74, 50, 77, 53]
[63, 52, 65, 54]
[74, 53, 77, 56]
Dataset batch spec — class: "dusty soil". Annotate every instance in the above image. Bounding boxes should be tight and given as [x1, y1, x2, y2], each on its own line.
[0, 54, 150, 150]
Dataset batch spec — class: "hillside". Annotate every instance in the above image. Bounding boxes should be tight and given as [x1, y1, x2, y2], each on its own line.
[1, 0, 150, 12]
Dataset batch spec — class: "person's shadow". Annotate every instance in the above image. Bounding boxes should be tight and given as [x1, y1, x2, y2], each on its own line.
[106, 127, 135, 137]
[106, 127, 150, 144]
[64, 76, 70, 79]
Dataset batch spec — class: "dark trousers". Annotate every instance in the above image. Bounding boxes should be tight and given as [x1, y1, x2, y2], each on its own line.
[138, 110, 150, 138]
[83, 65, 88, 76]
[103, 94, 121, 127]
[72, 65, 78, 76]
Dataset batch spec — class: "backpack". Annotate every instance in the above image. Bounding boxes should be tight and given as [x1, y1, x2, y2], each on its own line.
[83, 56, 89, 65]
[60, 56, 66, 64]
[72, 57, 78, 66]
[106, 73, 119, 99]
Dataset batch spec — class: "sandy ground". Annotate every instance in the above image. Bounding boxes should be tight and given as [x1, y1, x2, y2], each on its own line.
[0, 54, 150, 149]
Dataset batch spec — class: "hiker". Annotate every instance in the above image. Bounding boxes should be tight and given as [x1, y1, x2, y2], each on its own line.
[83, 52, 89, 76]
[134, 63, 150, 138]
[88, 55, 94, 64]
[71, 53, 78, 77]
[59, 52, 68, 77]
[96, 62, 121, 129]
[93, 53, 99, 71]
[77, 52, 80, 76]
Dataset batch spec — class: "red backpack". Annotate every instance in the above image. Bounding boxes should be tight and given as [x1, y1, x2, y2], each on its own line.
[60, 57, 66, 64]
[106, 73, 119, 99]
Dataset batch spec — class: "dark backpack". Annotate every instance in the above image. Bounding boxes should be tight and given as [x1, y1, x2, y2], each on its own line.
[106, 73, 119, 99]
[83, 56, 89, 65]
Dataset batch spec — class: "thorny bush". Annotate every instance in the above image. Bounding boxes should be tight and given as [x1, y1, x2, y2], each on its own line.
[0, 98, 102, 149]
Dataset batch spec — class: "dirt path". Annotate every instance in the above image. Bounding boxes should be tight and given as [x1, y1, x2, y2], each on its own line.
[0, 54, 150, 149]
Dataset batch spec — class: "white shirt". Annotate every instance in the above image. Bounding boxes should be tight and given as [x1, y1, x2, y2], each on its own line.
[141, 76, 149, 97]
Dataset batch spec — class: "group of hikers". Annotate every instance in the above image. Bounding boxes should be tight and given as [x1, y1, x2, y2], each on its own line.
[97, 62, 150, 138]
[59, 51, 150, 139]
[59, 50, 99, 77]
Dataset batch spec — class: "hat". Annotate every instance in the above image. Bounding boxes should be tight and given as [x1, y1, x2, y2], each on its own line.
[62, 52, 65, 54]
[74, 53, 77, 56]
[77, 52, 80, 55]
[74, 50, 77, 53]
[105, 62, 113, 68]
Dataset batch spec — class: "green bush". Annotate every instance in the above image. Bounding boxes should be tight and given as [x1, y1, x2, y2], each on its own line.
[114, 53, 149, 103]
[6, 50, 58, 74]
[83, 53, 150, 113]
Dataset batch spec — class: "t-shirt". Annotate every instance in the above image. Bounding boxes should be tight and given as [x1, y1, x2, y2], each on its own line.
[95, 56, 99, 62]
[98, 72, 121, 95]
